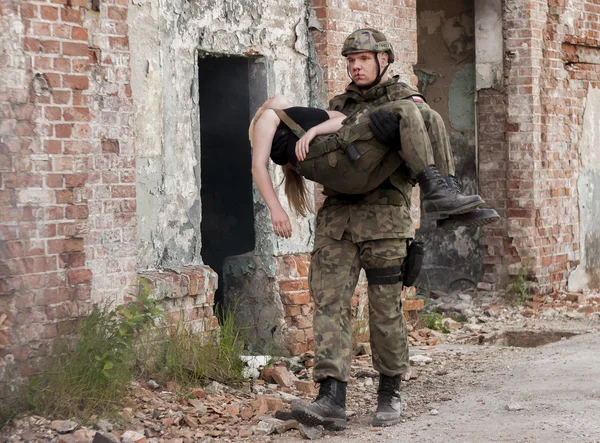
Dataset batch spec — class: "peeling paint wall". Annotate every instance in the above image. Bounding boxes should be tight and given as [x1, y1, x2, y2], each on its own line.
[415, 0, 482, 295]
[569, 86, 600, 290]
[474, 0, 503, 91]
[129, 0, 316, 272]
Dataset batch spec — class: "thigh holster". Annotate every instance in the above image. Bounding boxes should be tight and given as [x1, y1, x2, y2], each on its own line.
[365, 265, 403, 286]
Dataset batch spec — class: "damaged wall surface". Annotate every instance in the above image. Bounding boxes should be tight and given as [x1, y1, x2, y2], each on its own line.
[414, 0, 482, 295]
[570, 86, 600, 290]
[129, 0, 317, 273]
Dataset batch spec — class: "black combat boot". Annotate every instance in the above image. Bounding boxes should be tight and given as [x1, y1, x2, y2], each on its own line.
[372, 374, 403, 427]
[437, 207, 500, 230]
[436, 176, 500, 230]
[291, 377, 347, 430]
[417, 166, 484, 220]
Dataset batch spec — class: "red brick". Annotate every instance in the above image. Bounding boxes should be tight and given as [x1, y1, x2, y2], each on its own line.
[40, 6, 59, 20]
[40, 40, 60, 54]
[33, 21, 52, 36]
[55, 189, 73, 204]
[65, 205, 88, 219]
[53, 23, 71, 39]
[55, 124, 73, 138]
[47, 238, 84, 254]
[64, 173, 87, 187]
[107, 6, 128, 21]
[45, 173, 63, 188]
[71, 26, 88, 41]
[278, 280, 307, 292]
[67, 269, 92, 285]
[109, 36, 128, 50]
[102, 139, 119, 154]
[281, 291, 311, 305]
[53, 58, 71, 73]
[20, 4, 38, 19]
[45, 106, 62, 121]
[63, 141, 91, 154]
[63, 107, 89, 121]
[111, 185, 135, 198]
[63, 43, 88, 58]
[61, 8, 81, 23]
[52, 90, 71, 104]
[62, 252, 86, 268]
[23, 37, 40, 52]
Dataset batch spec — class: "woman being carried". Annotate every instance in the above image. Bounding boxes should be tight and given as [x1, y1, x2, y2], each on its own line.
[250, 95, 491, 238]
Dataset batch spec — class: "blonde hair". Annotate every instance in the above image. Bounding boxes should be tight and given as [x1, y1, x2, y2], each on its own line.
[283, 166, 312, 216]
[248, 100, 312, 216]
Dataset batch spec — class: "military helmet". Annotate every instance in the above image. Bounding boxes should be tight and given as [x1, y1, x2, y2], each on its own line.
[341, 28, 395, 63]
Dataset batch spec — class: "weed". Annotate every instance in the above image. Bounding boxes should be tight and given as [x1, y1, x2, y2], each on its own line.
[139, 302, 248, 387]
[419, 311, 449, 333]
[507, 263, 533, 305]
[22, 283, 163, 422]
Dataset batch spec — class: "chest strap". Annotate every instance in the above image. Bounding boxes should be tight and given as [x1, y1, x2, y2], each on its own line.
[272, 109, 306, 138]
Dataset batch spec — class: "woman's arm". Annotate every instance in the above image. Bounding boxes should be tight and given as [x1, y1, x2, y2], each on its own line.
[250, 109, 293, 238]
[295, 114, 346, 162]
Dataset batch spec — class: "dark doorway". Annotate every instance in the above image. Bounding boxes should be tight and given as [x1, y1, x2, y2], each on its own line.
[414, 0, 483, 296]
[199, 56, 255, 306]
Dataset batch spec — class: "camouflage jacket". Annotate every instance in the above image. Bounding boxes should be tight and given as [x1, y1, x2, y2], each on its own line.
[322, 76, 419, 208]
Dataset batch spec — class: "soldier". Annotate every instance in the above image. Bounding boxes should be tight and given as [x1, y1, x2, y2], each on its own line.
[249, 95, 492, 238]
[290, 28, 496, 429]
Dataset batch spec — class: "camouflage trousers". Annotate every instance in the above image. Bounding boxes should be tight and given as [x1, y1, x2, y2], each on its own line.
[310, 230, 410, 383]
[350, 99, 456, 178]
[414, 100, 456, 177]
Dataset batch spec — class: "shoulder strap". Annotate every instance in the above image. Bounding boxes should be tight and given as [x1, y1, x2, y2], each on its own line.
[272, 109, 306, 138]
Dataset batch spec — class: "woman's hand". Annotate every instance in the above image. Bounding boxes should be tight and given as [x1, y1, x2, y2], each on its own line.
[271, 208, 292, 238]
[296, 128, 317, 162]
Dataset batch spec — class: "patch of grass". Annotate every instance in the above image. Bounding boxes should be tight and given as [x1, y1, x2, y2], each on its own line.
[2, 282, 163, 425]
[139, 303, 249, 387]
[507, 263, 534, 306]
[419, 311, 449, 333]
[0, 363, 27, 429]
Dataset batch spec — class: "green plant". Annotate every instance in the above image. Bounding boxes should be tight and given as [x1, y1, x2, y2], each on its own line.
[507, 263, 533, 305]
[25, 282, 163, 421]
[419, 311, 449, 333]
[0, 362, 27, 429]
[139, 302, 249, 387]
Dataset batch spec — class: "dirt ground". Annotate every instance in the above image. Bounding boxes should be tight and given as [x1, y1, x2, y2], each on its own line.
[277, 323, 600, 443]
[1, 294, 599, 443]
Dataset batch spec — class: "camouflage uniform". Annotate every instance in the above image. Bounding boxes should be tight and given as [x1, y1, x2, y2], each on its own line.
[310, 76, 422, 383]
[330, 76, 456, 177]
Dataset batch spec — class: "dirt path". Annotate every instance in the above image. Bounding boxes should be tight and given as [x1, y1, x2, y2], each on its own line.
[276, 330, 600, 443]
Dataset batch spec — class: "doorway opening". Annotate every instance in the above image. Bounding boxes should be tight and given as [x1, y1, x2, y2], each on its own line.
[199, 56, 256, 307]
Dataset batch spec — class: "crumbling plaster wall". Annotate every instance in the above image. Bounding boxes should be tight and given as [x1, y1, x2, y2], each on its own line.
[414, 1, 483, 295]
[129, 0, 317, 271]
[569, 86, 600, 290]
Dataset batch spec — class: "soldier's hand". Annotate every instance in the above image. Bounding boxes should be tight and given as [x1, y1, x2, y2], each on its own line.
[296, 128, 317, 162]
[271, 208, 292, 238]
[369, 109, 401, 148]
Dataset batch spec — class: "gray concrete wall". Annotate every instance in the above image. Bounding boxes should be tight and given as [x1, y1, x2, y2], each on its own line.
[569, 86, 600, 290]
[414, 0, 483, 295]
[128, 0, 317, 271]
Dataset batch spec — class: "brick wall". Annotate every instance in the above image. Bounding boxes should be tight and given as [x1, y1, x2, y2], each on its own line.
[0, 0, 136, 378]
[310, 0, 418, 97]
[479, 0, 598, 293]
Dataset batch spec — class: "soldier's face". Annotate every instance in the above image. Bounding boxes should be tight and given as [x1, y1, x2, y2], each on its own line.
[346, 52, 388, 88]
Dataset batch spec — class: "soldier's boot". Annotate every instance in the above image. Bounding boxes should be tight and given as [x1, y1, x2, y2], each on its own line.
[417, 166, 484, 220]
[291, 377, 347, 430]
[436, 176, 500, 230]
[372, 374, 403, 427]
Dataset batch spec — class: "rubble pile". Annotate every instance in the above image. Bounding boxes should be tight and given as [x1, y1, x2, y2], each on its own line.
[1, 289, 598, 442]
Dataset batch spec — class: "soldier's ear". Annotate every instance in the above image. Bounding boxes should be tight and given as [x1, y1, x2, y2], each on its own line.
[379, 52, 389, 66]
